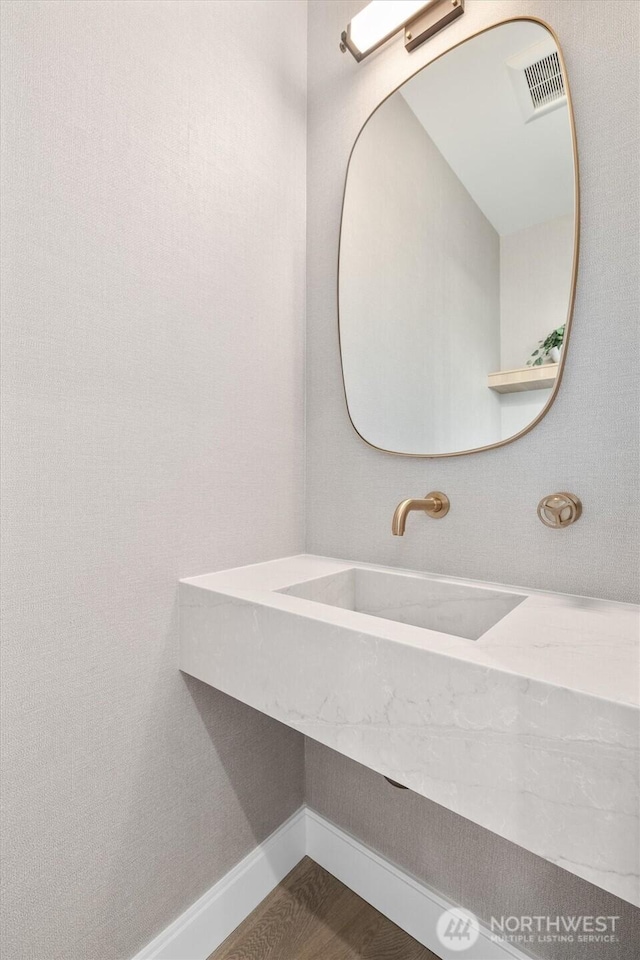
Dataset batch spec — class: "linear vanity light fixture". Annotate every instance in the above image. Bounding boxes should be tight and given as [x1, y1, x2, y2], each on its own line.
[340, 0, 464, 62]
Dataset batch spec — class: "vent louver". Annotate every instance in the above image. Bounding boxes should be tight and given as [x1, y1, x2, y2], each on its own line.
[524, 51, 565, 110]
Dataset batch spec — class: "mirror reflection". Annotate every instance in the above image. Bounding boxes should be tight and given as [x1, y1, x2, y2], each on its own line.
[339, 20, 577, 456]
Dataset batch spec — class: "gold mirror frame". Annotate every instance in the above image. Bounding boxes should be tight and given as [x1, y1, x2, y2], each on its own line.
[336, 17, 580, 458]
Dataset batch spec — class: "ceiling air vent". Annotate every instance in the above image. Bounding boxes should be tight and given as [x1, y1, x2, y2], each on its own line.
[524, 51, 565, 110]
[507, 40, 567, 123]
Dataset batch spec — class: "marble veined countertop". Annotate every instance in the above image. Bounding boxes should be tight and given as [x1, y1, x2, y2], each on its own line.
[181, 554, 639, 707]
[179, 555, 639, 906]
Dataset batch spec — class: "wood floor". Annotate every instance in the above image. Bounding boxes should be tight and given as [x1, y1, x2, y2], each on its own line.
[208, 857, 441, 960]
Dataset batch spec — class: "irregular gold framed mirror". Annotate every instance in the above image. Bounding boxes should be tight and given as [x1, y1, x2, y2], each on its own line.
[338, 18, 579, 457]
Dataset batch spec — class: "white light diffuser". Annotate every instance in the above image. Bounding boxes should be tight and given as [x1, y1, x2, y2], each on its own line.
[345, 1, 433, 60]
[341, 0, 465, 62]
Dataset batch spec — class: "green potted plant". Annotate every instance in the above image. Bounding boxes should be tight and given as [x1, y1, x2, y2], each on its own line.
[527, 324, 565, 366]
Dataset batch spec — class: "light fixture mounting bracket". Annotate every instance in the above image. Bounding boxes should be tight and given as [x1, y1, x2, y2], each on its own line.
[404, 0, 465, 52]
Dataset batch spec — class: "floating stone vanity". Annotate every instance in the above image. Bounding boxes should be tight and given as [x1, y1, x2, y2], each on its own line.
[179, 555, 639, 907]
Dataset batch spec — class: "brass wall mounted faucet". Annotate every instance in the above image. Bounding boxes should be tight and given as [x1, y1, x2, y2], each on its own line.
[392, 491, 450, 536]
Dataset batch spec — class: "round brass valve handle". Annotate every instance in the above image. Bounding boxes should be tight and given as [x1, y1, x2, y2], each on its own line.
[537, 493, 582, 529]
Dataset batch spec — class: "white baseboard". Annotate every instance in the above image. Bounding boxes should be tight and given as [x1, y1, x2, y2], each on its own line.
[305, 808, 531, 960]
[133, 806, 531, 960]
[132, 806, 306, 960]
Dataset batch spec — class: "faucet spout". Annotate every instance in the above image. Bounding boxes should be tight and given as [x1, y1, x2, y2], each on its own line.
[392, 499, 425, 536]
[391, 491, 450, 535]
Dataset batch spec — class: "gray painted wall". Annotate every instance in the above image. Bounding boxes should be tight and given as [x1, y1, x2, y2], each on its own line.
[306, 0, 639, 604]
[305, 3, 639, 959]
[0, 2, 306, 958]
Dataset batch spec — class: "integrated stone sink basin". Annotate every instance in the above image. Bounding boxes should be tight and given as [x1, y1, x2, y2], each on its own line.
[278, 568, 526, 640]
[179, 554, 640, 908]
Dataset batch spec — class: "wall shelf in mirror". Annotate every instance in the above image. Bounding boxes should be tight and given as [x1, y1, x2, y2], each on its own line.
[487, 364, 559, 394]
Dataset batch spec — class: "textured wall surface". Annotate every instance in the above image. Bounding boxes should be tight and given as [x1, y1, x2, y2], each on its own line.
[306, 0, 639, 603]
[0, 2, 306, 958]
[305, 3, 640, 959]
[2, 2, 638, 959]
